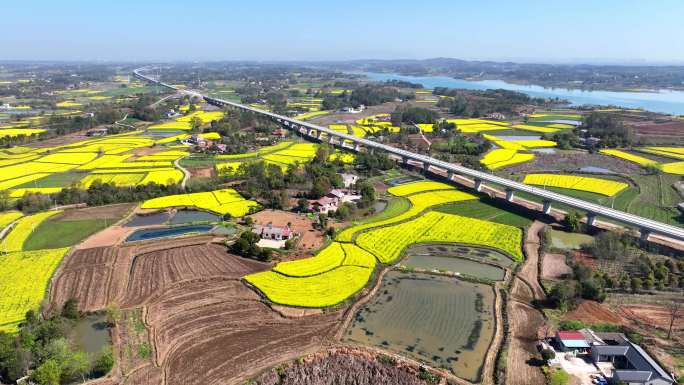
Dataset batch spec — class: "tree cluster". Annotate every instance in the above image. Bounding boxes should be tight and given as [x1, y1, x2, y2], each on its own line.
[582, 112, 634, 147]
[0, 299, 113, 385]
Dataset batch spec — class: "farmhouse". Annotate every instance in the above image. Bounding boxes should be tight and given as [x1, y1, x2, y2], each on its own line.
[251, 223, 294, 241]
[552, 329, 674, 385]
[556, 330, 590, 352]
[340, 173, 358, 188]
[310, 188, 362, 214]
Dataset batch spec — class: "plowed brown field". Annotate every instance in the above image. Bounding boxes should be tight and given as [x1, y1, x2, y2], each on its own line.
[620, 303, 684, 330]
[49, 236, 343, 385]
[564, 300, 625, 325]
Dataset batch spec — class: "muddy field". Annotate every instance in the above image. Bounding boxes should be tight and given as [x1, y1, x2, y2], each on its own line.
[541, 253, 572, 281]
[254, 347, 429, 385]
[633, 120, 684, 143]
[56, 203, 136, 221]
[564, 300, 625, 325]
[249, 209, 324, 253]
[49, 237, 345, 385]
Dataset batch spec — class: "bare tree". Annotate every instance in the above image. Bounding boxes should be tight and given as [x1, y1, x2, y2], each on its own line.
[666, 300, 683, 339]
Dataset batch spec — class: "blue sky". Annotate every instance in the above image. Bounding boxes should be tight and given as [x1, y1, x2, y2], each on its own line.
[4, 0, 684, 63]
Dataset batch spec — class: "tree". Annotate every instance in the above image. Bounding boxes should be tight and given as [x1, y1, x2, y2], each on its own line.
[0, 190, 11, 211]
[190, 116, 203, 133]
[105, 304, 121, 326]
[61, 298, 80, 320]
[541, 348, 556, 361]
[666, 300, 683, 339]
[93, 347, 114, 376]
[31, 359, 61, 385]
[564, 211, 582, 233]
[357, 179, 376, 208]
[630, 277, 642, 293]
[62, 350, 90, 383]
[296, 198, 310, 213]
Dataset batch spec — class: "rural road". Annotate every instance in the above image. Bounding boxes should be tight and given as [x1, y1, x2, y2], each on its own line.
[505, 220, 548, 385]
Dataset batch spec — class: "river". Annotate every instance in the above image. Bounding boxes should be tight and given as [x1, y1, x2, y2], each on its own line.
[358, 72, 684, 115]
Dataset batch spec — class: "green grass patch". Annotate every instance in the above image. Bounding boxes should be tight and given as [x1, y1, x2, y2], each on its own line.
[23, 218, 111, 250]
[435, 198, 534, 228]
[14, 172, 85, 188]
[339, 197, 411, 237]
[180, 155, 222, 168]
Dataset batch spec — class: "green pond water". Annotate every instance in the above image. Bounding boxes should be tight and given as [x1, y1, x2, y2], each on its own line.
[71, 314, 111, 355]
[546, 229, 594, 250]
[407, 244, 515, 268]
[345, 271, 495, 382]
[402, 255, 505, 281]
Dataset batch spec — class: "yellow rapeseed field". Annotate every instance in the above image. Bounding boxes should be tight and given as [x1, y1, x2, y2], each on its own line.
[0, 248, 70, 332]
[599, 149, 659, 167]
[1, 211, 62, 253]
[523, 174, 628, 196]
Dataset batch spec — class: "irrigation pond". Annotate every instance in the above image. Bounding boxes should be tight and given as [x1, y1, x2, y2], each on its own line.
[125, 224, 213, 242]
[345, 271, 496, 381]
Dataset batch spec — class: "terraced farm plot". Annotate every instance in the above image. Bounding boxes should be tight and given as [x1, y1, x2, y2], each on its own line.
[139, 169, 184, 185]
[510, 124, 560, 133]
[273, 242, 347, 277]
[141, 189, 259, 217]
[345, 271, 496, 382]
[523, 174, 628, 196]
[659, 161, 684, 175]
[0, 211, 23, 230]
[599, 149, 659, 167]
[480, 149, 535, 170]
[294, 111, 329, 120]
[1, 210, 62, 252]
[386, 180, 454, 196]
[245, 265, 373, 308]
[641, 147, 684, 160]
[0, 128, 46, 138]
[216, 141, 294, 160]
[336, 189, 477, 242]
[0, 248, 70, 332]
[80, 173, 146, 187]
[356, 211, 524, 263]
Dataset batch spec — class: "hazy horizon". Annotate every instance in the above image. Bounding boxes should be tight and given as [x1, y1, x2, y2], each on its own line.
[3, 0, 684, 64]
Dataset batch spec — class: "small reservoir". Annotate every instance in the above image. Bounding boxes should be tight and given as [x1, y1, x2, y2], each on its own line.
[125, 224, 213, 242]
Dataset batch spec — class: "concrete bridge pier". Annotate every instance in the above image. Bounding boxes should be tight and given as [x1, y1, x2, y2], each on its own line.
[423, 162, 431, 173]
[586, 212, 597, 227]
[447, 171, 454, 181]
[354, 144, 361, 152]
[640, 228, 651, 242]
[474, 178, 483, 192]
[505, 188, 515, 202]
[542, 200, 552, 215]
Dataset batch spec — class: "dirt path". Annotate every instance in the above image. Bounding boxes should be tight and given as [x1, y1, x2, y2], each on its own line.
[505, 220, 547, 385]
